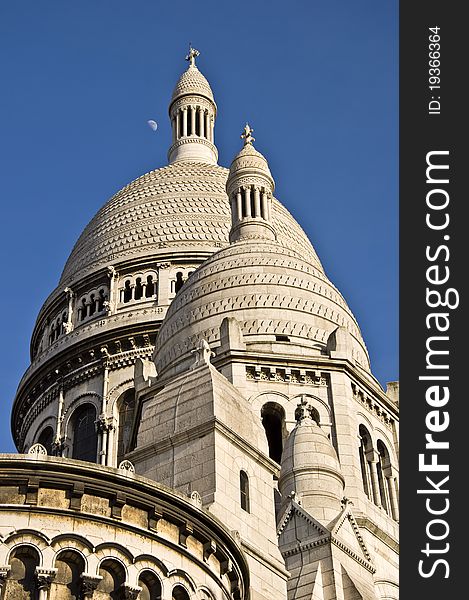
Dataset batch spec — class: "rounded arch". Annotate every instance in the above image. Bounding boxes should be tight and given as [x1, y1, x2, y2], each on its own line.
[53, 548, 86, 599]
[138, 568, 163, 600]
[63, 393, 101, 437]
[31, 415, 56, 450]
[96, 557, 126, 598]
[95, 543, 133, 567]
[6, 544, 41, 598]
[172, 583, 192, 600]
[51, 533, 94, 558]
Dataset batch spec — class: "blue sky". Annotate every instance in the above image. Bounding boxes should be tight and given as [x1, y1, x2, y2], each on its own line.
[0, 1, 398, 452]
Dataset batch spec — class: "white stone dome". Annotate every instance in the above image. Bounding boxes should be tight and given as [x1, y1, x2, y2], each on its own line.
[153, 238, 370, 378]
[171, 64, 215, 104]
[58, 162, 322, 287]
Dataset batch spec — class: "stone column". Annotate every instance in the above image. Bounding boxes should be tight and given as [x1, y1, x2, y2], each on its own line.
[81, 573, 102, 598]
[244, 187, 252, 217]
[35, 568, 57, 600]
[157, 263, 171, 306]
[175, 110, 180, 139]
[0, 566, 10, 593]
[182, 108, 188, 137]
[366, 450, 381, 507]
[64, 287, 74, 332]
[253, 186, 261, 217]
[236, 191, 243, 221]
[171, 116, 176, 142]
[190, 106, 196, 136]
[386, 466, 399, 521]
[198, 107, 204, 138]
[261, 190, 268, 220]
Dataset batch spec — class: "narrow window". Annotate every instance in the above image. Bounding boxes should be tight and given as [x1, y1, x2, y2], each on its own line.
[72, 404, 98, 462]
[98, 289, 106, 311]
[134, 277, 143, 300]
[89, 294, 96, 315]
[240, 470, 250, 512]
[117, 388, 136, 465]
[7, 546, 40, 599]
[123, 280, 132, 303]
[377, 440, 390, 514]
[38, 426, 54, 455]
[187, 107, 192, 136]
[145, 275, 155, 297]
[54, 550, 85, 600]
[174, 272, 184, 293]
[261, 403, 285, 464]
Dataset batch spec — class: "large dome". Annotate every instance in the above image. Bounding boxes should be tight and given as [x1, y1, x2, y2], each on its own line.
[59, 162, 322, 287]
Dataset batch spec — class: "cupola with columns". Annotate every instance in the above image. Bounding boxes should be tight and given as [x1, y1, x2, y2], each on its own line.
[168, 46, 218, 164]
[227, 124, 276, 242]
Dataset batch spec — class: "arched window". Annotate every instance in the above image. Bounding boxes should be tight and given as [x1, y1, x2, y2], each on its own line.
[98, 289, 106, 312]
[240, 470, 250, 512]
[117, 388, 136, 465]
[174, 272, 184, 293]
[358, 425, 372, 500]
[123, 280, 132, 303]
[72, 404, 98, 463]
[261, 403, 285, 464]
[138, 571, 162, 600]
[53, 550, 85, 599]
[134, 277, 143, 300]
[172, 584, 190, 600]
[38, 426, 54, 455]
[96, 559, 126, 599]
[145, 275, 156, 298]
[377, 440, 390, 514]
[6, 545, 40, 599]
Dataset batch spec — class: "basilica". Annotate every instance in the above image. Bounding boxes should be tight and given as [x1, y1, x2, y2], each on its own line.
[0, 49, 399, 600]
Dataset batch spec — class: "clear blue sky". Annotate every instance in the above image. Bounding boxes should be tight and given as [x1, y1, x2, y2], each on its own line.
[0, 1, 398, 452]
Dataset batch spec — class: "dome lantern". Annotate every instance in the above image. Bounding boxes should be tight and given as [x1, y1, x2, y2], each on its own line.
[227, 124, 276, 243]
[168, 47, 218, 165]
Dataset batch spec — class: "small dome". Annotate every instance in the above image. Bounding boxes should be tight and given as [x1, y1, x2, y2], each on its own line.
[171, 65, 215, 105]
[279, 402, 345, 523]
[153, 238, 370, 379]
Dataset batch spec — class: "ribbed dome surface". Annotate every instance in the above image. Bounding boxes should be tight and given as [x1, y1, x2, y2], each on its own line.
[59, 162, 322, 286]
[171, 65, 215, 104]
[154, 239, 370, 378]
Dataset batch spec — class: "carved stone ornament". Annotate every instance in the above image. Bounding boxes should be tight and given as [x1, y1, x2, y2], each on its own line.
[35, 568, 57, 590]
[190, 490, 203, 506]
[28, 443, 48, 456]
[118, 460, 135, 473]
[121, 584, 142, 599]
[190, 339, 214, 369]
[81, 573, 102, 597]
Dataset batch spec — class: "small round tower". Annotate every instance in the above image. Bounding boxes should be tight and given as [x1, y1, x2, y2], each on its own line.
[278, 398, 345, 524]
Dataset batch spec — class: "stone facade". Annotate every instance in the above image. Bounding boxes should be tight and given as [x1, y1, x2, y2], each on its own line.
[1, 49, 398, 600]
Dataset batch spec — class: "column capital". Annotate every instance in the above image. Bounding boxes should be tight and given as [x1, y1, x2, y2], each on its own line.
[121, 584, 142, 599]
[81, 573, 103, 597]
[35, 567, 57, 590]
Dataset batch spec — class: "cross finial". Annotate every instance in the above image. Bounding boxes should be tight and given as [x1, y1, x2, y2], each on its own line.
[240, 123, 255, 145]
[185, 44, 200, 67]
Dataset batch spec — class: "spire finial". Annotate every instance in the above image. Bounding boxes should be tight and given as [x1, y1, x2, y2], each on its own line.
[240, 123, 255, 146]
[185, 44, 200, 67]
[295, 396, 313, 423]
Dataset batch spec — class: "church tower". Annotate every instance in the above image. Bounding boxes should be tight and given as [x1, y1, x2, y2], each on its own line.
[0, 50, 398, 600]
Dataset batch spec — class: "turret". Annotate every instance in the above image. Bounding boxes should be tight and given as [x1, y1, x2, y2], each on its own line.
[168, 47, 218, 164]
[226, 124, 276, 242]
